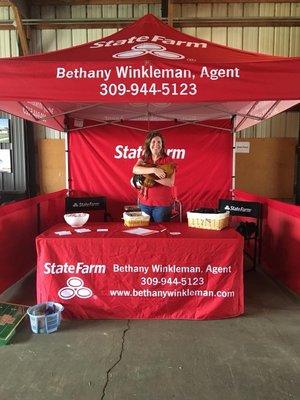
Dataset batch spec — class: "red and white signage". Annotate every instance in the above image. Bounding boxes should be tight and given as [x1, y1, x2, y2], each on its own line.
[69, 120, 233, 219]
[36, 222, 244, 320]
[0, 14, 299, 131]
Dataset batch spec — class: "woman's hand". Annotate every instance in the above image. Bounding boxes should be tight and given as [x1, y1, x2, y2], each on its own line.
[152, 167, 166, 179]
[155, 170, 175, 187]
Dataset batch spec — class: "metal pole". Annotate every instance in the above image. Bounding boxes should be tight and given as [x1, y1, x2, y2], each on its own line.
[295, 123, 300, 205]
[65, 131, 70, 193]
[231, 117, 236, 200]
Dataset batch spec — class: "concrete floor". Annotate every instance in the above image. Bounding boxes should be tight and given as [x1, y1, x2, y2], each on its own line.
[0, 268, 299, 400]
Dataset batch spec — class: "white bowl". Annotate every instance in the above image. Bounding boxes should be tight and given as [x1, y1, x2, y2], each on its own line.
[64, 213, 89, 228]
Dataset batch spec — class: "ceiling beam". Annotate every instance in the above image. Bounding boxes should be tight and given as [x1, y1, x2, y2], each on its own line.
[168, 0, 173, 28]
[23, 0, 300, 4]
[11, 4, 30, 55]
[0, 26, 14, 30]
[173, 0, 299, 4]
[161, 0, 174, 27]
[175, 0, 300, 2]
[27, 0, 159, 5]
[0, 16, 298, 30]
[9, 0, 29, 18]
[174, 17, 300, 28]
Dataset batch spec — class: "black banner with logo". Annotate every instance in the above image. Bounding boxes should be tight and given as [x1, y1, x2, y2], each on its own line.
[219, 199, 261, 217]
[65, 196, 107, 213]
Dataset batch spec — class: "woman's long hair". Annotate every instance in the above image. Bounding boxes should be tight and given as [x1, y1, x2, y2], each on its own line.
[143, 131, 167, 160]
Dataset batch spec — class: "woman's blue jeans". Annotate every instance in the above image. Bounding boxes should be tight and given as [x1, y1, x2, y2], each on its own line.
[139, 204, 172, 222]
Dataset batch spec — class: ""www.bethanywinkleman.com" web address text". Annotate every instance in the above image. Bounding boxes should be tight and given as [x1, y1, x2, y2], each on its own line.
[109, 288, 235, 299]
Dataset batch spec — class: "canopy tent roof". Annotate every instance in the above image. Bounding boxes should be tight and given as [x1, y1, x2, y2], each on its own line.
[0, 14, 299, 132]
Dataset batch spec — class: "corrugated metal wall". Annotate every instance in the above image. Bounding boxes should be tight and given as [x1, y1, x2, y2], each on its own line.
[0, 8, 27, 192]
[0, 6, 18, 57]
[0, 3, 300, 141]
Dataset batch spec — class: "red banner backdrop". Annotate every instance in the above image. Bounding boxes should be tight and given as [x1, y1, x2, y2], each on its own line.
[235, 190, 300, 295]
[0, 190, 66, 294]
[69, 120, 232, 219]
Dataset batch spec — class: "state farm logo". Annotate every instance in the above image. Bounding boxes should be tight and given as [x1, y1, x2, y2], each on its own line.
[113, 43, 185, 60]
[58, 277, 93, 300]
[224, 205, 252, 213]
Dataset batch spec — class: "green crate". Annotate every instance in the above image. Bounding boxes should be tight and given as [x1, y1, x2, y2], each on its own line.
[0, 303, 28, 346]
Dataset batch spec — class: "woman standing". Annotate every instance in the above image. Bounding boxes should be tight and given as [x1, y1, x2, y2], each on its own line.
[132, 131, 176, 222]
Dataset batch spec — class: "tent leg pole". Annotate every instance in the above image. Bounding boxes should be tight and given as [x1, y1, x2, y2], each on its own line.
[65, 132, 70, 193]
[232, 119, 236, 200]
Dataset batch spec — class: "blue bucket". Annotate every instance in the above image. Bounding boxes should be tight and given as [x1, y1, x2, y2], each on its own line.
[27, 302, 64, 334]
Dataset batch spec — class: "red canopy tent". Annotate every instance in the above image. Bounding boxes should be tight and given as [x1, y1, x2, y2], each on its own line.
[1, 14, 299, 304]
[0, 13, 299, 132]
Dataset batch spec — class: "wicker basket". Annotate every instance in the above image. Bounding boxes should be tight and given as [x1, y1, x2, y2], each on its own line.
[187, 210, 229, 230]
[123, 211, 150, 227]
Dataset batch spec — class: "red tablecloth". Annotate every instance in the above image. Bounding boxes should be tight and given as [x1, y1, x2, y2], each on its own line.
[36, 222, 244, 320]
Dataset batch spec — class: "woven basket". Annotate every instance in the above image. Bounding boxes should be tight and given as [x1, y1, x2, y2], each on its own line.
[187, 211, 229, 230]
[123, 211, 150, 227]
